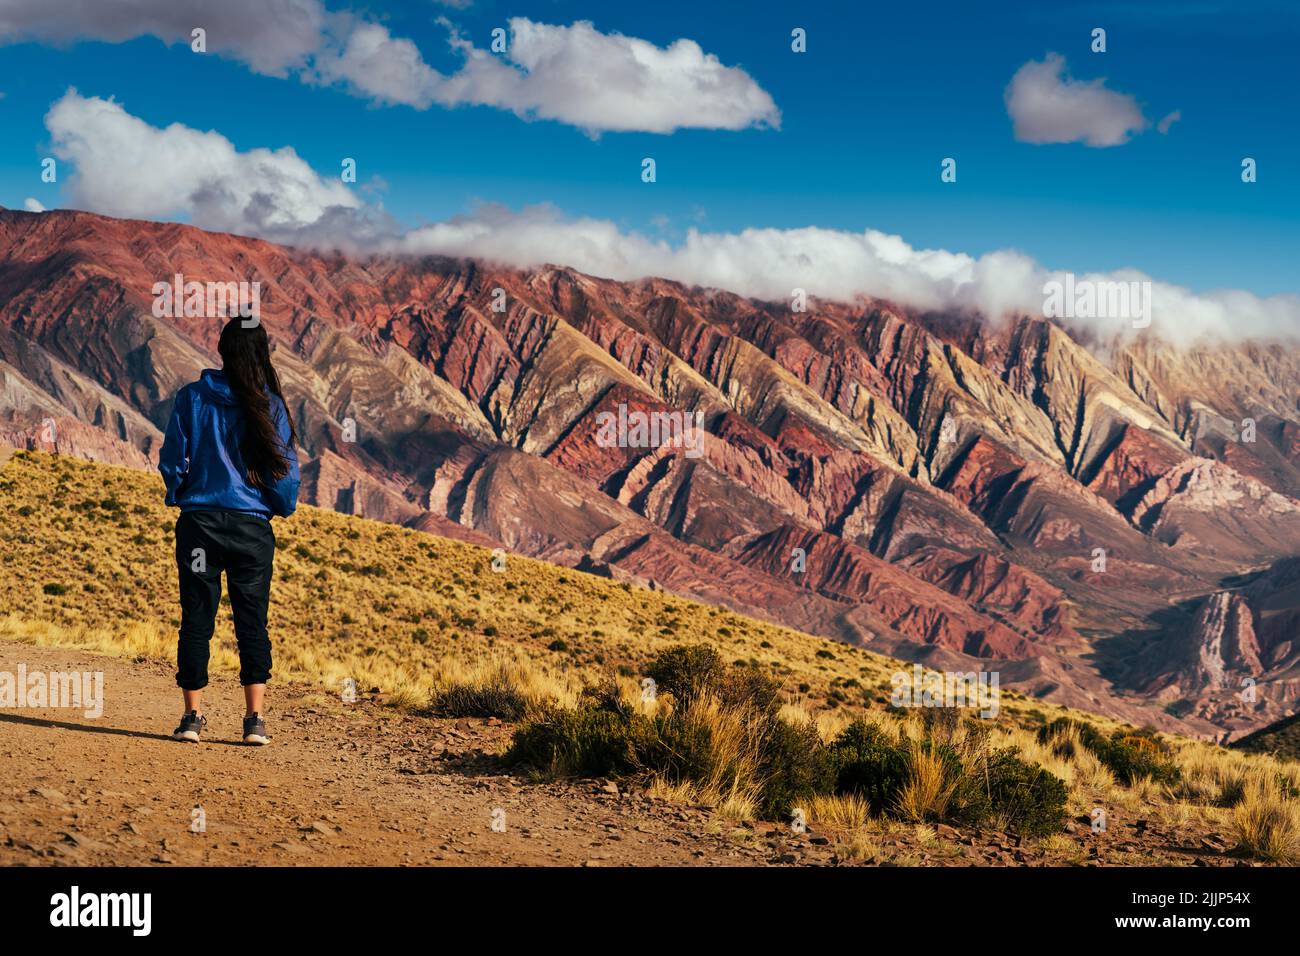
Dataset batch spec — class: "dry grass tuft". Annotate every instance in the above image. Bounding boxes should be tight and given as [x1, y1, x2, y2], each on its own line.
[1232, 771, 1300, 863]
[807, 793, 872, 831]
[894, 745, 955, 822]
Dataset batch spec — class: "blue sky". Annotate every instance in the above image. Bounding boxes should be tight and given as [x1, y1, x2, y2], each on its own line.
[0, 0, 1296, 298]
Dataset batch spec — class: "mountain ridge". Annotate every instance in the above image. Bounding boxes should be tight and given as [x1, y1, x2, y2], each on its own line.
[2, 206, 1298, 739]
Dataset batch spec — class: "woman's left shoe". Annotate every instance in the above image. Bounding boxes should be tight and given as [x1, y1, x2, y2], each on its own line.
[242, 714, 271, 745]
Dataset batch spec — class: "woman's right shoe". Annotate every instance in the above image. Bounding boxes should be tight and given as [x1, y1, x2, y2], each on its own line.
[171, 711, 206, 742]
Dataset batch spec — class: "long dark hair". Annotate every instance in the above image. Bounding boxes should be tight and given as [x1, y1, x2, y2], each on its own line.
[217, 319, 297, 488]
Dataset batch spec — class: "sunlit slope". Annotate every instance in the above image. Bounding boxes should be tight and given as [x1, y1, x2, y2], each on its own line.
[1, 449, 1076, 726]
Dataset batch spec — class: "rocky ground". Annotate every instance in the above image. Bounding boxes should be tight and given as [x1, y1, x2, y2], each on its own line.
[0, 642, 1263, 868]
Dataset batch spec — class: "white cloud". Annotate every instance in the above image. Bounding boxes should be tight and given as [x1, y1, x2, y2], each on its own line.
[44, 90, 364, 242]
[0, 0, 325, 76]
[1005, 53, 1149, 147]
[1, 2, 777, 134]
[23, 198, 46, 212]
[428, 18, 780, 134]
[1157, 109, 1181, 134]
[303, 16, 780, 133]
[42, 94, 1296, 344]
[311, 19, 443, 108]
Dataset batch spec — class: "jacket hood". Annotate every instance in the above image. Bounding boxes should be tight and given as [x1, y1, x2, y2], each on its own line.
[196, 369, 238, 406]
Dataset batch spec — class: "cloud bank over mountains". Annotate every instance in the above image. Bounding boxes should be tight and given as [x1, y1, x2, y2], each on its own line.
[1, 1, 779, 134]
[41, 90, 1298, 344]
[396, 207, 1299, 343]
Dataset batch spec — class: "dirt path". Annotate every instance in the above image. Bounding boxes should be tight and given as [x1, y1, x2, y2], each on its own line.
[0, 642, 808, 867]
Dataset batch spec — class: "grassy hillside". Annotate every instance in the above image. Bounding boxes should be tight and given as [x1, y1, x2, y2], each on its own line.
[0, 448, 1041, 721]
[3, 449, 1299, 861]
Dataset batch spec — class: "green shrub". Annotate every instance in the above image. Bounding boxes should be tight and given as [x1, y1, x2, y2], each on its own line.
[977, 748, 1069, 836]
[648, 704, 726, 784]
[756, 717, 834, 818]
[646, 644, 725, 706]
[826, 720, 912, 813]
[646, 644, 781, 714]
[1038, 718, 1180, 786]
[1100, 736, 1181, 786]
[828, 720, 1067, 835]
[507, 704, 655, 777]
[720, 665, 782, 715]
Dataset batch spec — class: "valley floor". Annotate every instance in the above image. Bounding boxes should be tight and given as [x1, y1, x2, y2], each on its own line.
[0, 642, 1261, 868]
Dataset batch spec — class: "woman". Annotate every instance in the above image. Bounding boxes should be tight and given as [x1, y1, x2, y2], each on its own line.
[158, 318, 300, 745]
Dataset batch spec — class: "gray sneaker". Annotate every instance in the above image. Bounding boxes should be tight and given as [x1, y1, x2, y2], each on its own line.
[243, 714, 271, 746]
[172, 711, 206, 743]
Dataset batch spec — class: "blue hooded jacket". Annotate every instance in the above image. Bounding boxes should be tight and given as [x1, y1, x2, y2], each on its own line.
[159, 369, 300, 519]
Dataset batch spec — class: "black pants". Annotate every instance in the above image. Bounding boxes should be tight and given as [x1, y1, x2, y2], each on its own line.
[175, 510, 276, 690]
